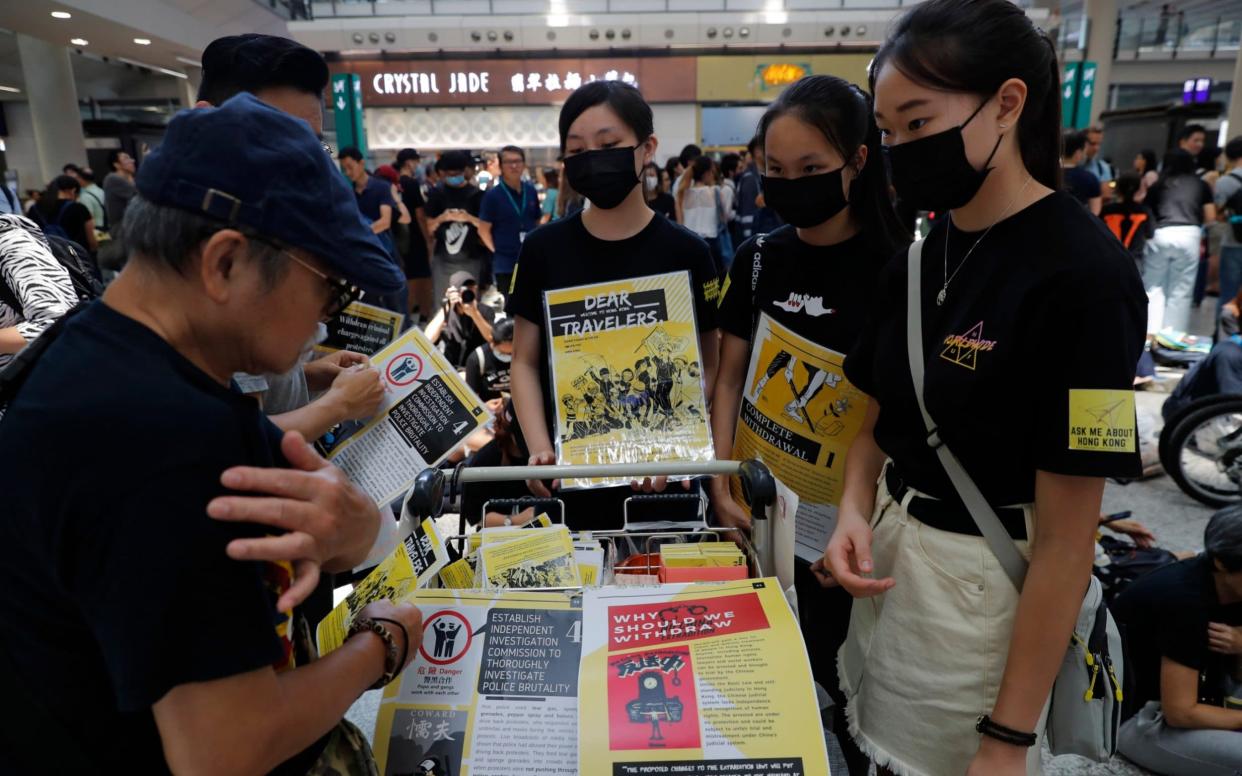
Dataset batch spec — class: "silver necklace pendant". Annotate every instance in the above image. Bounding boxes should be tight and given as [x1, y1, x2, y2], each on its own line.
[936, 287, 947, 306]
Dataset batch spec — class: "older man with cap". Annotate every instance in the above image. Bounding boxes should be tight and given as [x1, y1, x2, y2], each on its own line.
[0, 94, 421, 773]
[195, 32, 393, 446]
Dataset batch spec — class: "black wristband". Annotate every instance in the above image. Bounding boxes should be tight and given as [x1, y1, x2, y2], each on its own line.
[371, 616, 410, 676]
[975, 715, 1037, 748]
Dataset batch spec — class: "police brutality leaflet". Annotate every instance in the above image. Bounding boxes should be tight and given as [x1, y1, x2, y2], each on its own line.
[325, 326, 491, 506]
[579, 580, 829, 776]
[544, 271, 714, 488]
[373, 589, 584, 776]
[479, 526, 580, 590]
[315, 300, 404, 358]
[732, 313, 869, 564]
[316, 517, 450, 655]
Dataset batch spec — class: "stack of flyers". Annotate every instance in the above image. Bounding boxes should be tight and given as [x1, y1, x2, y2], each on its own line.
[478, 525, 581, 589]
[316, 517, 449, 654]
[574, 540, 605, 587]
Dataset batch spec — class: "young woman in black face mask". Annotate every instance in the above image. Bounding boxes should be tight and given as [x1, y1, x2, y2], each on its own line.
[709, 74, 908, 776]
[508, 80, 721, 525]
[824, 1, 1147, 774]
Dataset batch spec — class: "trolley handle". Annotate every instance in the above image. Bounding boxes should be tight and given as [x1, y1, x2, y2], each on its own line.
[404, 460, 778, 523]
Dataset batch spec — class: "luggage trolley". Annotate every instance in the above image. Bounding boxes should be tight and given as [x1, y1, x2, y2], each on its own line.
[403, 460, 778, 583]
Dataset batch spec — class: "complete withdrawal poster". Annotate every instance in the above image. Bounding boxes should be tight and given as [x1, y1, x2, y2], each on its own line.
[731, 313, 869, 563]
[321, 327, 490, 506]
[544, 271, 714, 488]
[579, 579, 829, 776]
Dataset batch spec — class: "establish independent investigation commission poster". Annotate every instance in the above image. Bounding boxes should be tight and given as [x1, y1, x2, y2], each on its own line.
[544, 271, 714, 488]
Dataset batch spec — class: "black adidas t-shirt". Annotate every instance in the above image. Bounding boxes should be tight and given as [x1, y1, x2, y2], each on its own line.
[845, 191, 1146, 507]
[717, 226, 888, 356]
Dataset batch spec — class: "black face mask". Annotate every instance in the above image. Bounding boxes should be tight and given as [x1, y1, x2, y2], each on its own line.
[563, 146, 640, 210]
[883, 99, 1002, 213]
[761, 166, 850, 229]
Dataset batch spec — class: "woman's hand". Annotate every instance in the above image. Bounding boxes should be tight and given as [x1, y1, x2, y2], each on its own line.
[525, 450, 559, 497]
[966, 737, 1028, 776]
[1104, 518, 1156, 548]
[824, 509, 894, 598]
[708, 475, 751, 531]
[809, 557, 840, 588]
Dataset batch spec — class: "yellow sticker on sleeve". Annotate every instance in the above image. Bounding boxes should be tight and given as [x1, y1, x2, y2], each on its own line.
[1068, 389, 1137, 453]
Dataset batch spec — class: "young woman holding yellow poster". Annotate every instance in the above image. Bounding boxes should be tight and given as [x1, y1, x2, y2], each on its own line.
[509, 81, 721, 528]
[708, 74, 908, 776]
[825, 1, 1147, 774]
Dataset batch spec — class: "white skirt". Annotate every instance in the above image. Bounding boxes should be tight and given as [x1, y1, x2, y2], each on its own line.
[837, 472, 1049, 776]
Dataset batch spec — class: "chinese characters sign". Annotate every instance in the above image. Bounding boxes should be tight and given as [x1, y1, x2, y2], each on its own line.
[333, 57, 697, 107]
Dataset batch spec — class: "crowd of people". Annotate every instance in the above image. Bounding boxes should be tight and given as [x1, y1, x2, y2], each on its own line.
[2, 0, 1241, 773]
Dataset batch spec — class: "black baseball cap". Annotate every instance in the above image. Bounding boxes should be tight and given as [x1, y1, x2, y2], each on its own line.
[137, 93, 404, 296]
[197, 34, 329, 105]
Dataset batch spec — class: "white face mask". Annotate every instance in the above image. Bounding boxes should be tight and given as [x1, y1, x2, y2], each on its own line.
[492, 348, 513, 363]
[644, 175, 659, 190]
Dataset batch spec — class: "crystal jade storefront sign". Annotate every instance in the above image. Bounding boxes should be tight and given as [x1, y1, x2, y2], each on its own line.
[335, 58, 696, 107]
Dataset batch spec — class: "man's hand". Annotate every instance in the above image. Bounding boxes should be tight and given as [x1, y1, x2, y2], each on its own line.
[207, 431, 381, 609]
[357, 599, 424, 674]
[446, 286, 463, 313]
[1208, 622, 1242, 655]
[1104, 518, 1156, 548]
[324, 365, 385, 422]
[304, 350, 369, 392]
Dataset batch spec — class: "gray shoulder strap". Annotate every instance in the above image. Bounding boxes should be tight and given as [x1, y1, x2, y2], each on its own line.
[904, 239, 1028, 590]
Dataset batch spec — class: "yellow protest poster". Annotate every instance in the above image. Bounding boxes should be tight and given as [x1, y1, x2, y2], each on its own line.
[319, 326, 491, 506]
[372, 589, 582, 775]
[478, 525, 580, 589]
[316, 517, 449, 655]
[314, 300, 404, 357]
[731, 312, 869, 563]
[544, 271, 714, 488]
[578, 579, 829, 775]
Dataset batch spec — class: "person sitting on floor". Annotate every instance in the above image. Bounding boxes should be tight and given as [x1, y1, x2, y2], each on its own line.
[1111, 505, 1242, 775]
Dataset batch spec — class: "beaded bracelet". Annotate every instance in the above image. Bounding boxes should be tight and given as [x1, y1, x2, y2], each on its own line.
[348, 617, 403, 690]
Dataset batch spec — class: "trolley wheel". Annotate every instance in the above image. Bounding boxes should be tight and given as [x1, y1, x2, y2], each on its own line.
[1158, 394, 1242, 508]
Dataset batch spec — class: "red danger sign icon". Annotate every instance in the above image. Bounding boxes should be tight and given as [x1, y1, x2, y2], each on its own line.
[420, 610, 472, 665]
[385, 352, 424, 386]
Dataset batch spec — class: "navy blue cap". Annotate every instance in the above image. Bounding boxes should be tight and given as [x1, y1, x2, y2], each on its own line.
[136, 92, 404, 296]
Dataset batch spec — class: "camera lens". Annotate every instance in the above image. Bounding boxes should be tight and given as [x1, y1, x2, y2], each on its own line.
[461, 288, 476, 304]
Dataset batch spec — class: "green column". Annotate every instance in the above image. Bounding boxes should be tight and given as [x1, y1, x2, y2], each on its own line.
[1075, 62, 1097, 130]
[331, 73, 367, 157]
[1062, 62, 1081, 129]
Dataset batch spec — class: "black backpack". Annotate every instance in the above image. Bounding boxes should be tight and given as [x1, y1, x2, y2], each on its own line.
[0, 232, 103, 314]
[1094, 535, 1178, 604]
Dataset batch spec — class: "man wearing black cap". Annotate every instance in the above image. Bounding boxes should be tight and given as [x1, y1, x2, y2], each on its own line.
[425, 269, 497, 369]
[0, 94, 420, 773]
[396, 147, 434, 323]
[425, 150, 488, 304]
[195, 33, 389, 443]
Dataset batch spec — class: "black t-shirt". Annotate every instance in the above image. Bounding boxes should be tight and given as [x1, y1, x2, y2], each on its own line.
[845, 192, 1146, 508]
[425, 183, 486, 260]
[465, 344, 512, 401]
[459, 439, 532, 525]
[0, 302, 322, 773]
[1147, 174, 1213, 228]
[649, 192, 676, 220]
[509, 211, 719, 529]
[1111, 555, 1242, 714]
[1062, 166, 1101, 208]
[1101, 201, 1156, 260]
[441, 302, 497, 368]
[718, 227, 887, 354]
[399, 174, 429, 261]
[36, 200, 92, 250]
